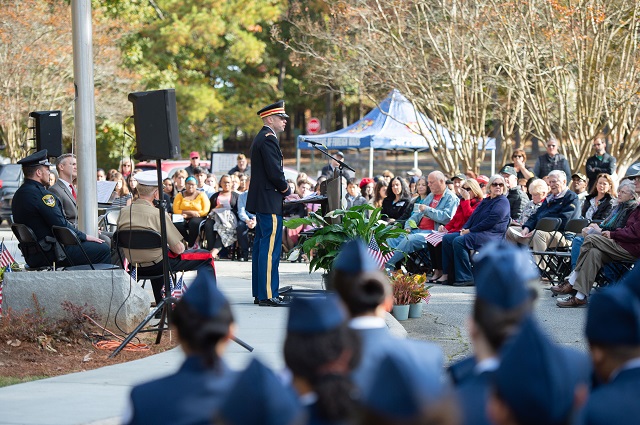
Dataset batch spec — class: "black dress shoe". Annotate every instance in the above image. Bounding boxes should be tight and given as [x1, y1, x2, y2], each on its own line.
[452, 281, 475, 287]
[259, 297, 291, 307]
[254, 297, 259, 305]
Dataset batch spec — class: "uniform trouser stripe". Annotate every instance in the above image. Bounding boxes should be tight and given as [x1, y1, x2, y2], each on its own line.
[266, 214, 277, 299]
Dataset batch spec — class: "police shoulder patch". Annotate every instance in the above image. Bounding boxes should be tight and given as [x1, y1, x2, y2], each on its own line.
[42, 194, 56, 207]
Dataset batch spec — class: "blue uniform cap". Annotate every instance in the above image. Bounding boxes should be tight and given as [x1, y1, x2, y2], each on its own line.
[333, 239, 379, 273]
[17, 149, 52, 167]
[586, 284, 640, 345]
[620, 260, 640, 299]
[494, 317, 576, 425]
[180, 272, 225, 318]
[218, 358, 304, 425]
[363, 353, 442, 419]
[473, 241, 538, 309]
[257, 100, 289, 119]
[287, 294, 346, 333]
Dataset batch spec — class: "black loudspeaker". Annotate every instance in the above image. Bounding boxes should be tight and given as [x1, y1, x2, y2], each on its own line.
[128, 89, 181, 160]
[29, 111, 62, 158]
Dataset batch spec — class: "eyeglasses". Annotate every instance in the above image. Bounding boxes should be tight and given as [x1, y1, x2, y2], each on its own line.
[462, 186, 470, 190]
[192, 157, 199, 160]
[122, 164, 132, 167]
[491, 182, 505, 187]
[513, 155, 524, 158]
[547, 144, 557, 148]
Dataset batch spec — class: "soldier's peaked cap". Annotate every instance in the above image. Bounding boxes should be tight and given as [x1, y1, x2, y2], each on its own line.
[257, 100, 289, 119]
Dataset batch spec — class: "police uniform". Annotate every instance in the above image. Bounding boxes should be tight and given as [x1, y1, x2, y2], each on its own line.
[117, 170, 216, 306]
[246, 101, 291, 305]
[582, 284, 640, 425]
[123, 271, 236, 425]
[12, 150, 111, 267]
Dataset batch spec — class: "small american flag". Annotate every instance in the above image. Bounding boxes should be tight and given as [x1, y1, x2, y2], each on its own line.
[0, 243, 15, 316]
[367, 236, 394, 269]
[424, 231, 445, 246]
[171, 273, 186, 299]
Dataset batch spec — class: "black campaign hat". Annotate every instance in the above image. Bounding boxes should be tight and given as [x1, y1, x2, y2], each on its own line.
[257, 100, 288, 119]
[17, 149, 52, 168]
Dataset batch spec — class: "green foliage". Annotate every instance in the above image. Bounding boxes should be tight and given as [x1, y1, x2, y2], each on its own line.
[284, 205, 405, 273]
[96, 120, 136, 171]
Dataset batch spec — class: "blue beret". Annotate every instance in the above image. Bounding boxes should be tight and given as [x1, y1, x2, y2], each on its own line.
[473, 242, 538, 309]
[620, 260, 640, 299]
[180, 272, 226, 318]
[218, 358, 303, 425]
[494, 317, 576, 425]
[287, 294, 346, 333]
[586, 284, 640, 345]
[17, 149, 52, 167]
[333, 239, 379, 273]
[363, 353, 442, 419]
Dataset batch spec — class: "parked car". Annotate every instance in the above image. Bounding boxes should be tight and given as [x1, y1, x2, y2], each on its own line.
[0, 164, 24, 224]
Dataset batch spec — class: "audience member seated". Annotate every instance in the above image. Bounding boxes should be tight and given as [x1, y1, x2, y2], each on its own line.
[203, 175, 239, 259]
[172, 169, 188, 193]
[13, 150, 111, 268]
[236, 188, 255, 262]
[430, 178, 484, 283]
[110, 172, 132, 207]
[550, 179, 640, 308]
[359, 177, 375, 204]
[205, 173, 218, 192]
[345, 178, 367, 209]
[162, 178, 176, 210]
[570, 180, 637, 269]
[117, 171, 216, 307]
[381, 169, 394, 184]
[504, 148, 534, 180]
[173, 176, 211, 249]
[228, 152, 251, 176]
[451, 173, 466, 199]
[505, 170, 580, 268]
[511, 178, 549, 227]
[582, 173, 615, 222]
[440, 174, 511, 286]
[381, 176, 411, 223]
[369, 179, 388, 209]
[235, 173, 248, 193]
[570, 172, 589, 206]
[585, 133, 616, 192]
[395, 176, 431, 227]
[282, 179, 306, 253]
[193, 166, 215, 198]
[501, 166, 529, 221]
[384, 171, 459, 270]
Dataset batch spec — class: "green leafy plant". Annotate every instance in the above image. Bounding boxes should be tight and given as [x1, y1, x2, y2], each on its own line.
[388, 272, 433, 305]
[284, 204, 406, 273]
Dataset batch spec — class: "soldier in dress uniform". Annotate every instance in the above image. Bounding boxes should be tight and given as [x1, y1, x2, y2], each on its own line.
[246, 100, 294, 307]
[217, 358, 305, 425]
[489, 317, 590, 425]
[284, 294, 361, 425]
[122, 271, 236, 425]
[582, 283, 640, 424]
[331, 239, 445, 394]
[12, 149, 111, 267]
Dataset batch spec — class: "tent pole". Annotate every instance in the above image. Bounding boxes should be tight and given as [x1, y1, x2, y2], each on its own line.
[369, 147, 374, 177]
[491, 149, 496, 176]
[414, 151, 418, 169]
[296, 140, 301, 172]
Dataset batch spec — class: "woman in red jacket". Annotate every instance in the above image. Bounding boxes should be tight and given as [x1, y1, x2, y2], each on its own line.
[428, 178, 485, 282]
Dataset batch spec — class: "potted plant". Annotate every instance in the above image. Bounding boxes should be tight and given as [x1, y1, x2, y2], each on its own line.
[408, 275, 432, 318]
[388, 271, 414, 320]
[283, 205, 405, 280]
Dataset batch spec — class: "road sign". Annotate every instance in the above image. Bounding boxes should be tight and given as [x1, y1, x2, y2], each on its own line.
[306, 117, 321, 134]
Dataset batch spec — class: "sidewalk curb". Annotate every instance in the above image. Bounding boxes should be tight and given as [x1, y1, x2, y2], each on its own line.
[384, 312, 408, 338]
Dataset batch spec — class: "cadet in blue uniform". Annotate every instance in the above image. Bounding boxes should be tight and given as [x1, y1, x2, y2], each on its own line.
[452, 242, 538, 425]
[331, 239, 445, 393]
[12, 149, 110, 267]
[218, 358, 305, 425]
[489, 317, 590, 425]
[582, 283, 640, 425]
[284, 294, 361, 425]
[123, 271, 236, 425]
[246, 100, 292, 307]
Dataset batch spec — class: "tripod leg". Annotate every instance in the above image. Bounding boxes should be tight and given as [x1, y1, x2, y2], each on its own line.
[109, 298, 171, 358]
[155, 300, 171, 345]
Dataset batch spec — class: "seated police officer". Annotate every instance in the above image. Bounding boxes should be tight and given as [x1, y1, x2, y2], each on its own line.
[12, 149, 110, 267]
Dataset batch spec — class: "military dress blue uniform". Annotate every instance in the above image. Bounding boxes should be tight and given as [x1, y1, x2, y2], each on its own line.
[12, 150, 110, 267]
[246, 101, 291, 305]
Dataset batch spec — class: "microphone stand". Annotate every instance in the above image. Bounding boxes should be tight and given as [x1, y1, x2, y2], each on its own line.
[311, 145, 356, 216]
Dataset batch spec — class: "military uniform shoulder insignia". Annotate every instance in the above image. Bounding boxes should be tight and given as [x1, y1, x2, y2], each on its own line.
[42, 194, 56, 207]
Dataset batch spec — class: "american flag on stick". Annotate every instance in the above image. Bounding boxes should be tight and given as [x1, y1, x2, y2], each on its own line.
[424, 231, 445, 247]
[367, 236, 394, 269]
[171, 273, 186, 299]
[0, 241, 16, 316]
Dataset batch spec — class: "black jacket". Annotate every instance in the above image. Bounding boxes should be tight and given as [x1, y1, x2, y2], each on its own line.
[209, 191, 239, 218]
[585, 153, 616, 192]
[581, 193, 613, 221]
[246, 126, 290, 215]
[381, 196, 411, 221]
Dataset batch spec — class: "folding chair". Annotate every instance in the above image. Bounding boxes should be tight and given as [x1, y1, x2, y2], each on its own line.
[51, 226, 119, 271]
[529, 217, 563, 282]
[11, 223, 54, 270]
[542, 218, 589, 284]
[101, 208, 120, 233]
[113, 229, 176, 288]
[594, 262, 635, 289]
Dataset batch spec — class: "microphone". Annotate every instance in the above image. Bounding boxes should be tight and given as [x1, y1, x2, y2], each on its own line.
[304, 140, 325, 146]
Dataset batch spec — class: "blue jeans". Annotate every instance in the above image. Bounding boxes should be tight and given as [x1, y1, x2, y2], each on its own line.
[441, 232, 473, 283]
[571, 236, 584, 269]
[386, 230, 432, 267]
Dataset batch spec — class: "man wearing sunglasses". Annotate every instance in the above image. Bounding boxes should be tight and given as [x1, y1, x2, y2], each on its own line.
[533, 137, 572, 179]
